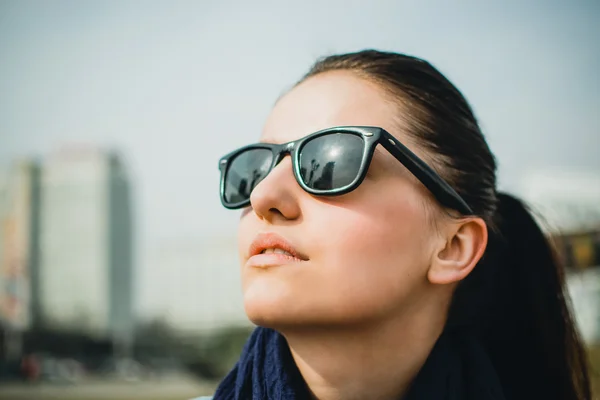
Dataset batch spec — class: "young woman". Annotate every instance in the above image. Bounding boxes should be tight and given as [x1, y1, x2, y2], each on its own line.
[203, 50, 591, 400]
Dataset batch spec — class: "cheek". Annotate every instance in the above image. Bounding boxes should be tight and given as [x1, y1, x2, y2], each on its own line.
[325, 195, 431, 284]
[303, 190, 434, 320]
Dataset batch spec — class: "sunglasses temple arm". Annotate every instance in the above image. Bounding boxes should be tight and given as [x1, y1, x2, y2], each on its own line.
[379, 133, 473, 215]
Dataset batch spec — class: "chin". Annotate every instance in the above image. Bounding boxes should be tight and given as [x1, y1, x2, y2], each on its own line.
[243, 297, 318, 330]
[242, 273, 299, 324]
[245, 310, 327, 331]
[242, 277, 393, 330]
[243, 296, 380, 332]
[243, 293, 297, 328]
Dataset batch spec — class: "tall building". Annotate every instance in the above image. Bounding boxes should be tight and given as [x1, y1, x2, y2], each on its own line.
[39, 149, 133, 346]
[0, 160, 41, 359]
[0, 160, 41, 330]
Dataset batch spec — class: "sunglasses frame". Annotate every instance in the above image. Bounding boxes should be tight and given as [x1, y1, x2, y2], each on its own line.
[219, 126, 473, 215]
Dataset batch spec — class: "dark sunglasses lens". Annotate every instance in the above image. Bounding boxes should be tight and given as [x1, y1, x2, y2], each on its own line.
[224, 148, 273, 204]
[299, 133, 364, 191]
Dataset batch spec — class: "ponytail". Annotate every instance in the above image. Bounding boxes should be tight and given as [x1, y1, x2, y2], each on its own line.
[449, 192, 591, 400]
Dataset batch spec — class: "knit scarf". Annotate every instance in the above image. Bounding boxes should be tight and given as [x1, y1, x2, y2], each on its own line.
[212, 327, 506, 400]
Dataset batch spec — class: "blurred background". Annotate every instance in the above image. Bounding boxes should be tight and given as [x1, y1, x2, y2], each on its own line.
[0, 0, 598, 399]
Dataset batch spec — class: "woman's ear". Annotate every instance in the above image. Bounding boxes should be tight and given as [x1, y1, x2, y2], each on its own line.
[428, 217, 488, 285]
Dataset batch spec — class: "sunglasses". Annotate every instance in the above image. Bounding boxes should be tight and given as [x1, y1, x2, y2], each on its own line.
[218, 126, 472, 215]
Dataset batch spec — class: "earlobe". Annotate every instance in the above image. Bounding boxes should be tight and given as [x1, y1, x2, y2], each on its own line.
[428, 218, 488, 285]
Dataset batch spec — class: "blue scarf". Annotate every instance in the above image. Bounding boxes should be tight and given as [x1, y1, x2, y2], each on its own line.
[213, 327, 506, 400]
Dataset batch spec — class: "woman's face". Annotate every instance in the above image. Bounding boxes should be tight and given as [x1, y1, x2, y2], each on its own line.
[238, 71, 442, 329]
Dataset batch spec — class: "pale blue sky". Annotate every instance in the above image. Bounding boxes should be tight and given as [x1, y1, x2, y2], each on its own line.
[1, 0, 599, 255]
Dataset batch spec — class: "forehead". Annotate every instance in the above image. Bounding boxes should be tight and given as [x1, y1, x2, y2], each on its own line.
[261, 71, 402, 144]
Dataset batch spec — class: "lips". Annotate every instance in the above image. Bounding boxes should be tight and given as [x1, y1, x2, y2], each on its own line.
[247, 232, 308, 268]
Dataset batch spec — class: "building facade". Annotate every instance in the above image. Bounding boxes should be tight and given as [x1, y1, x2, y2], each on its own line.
[0, 160, 41, 359]
[39, 149, 133, 344]
[0, 160, 41, 331]
[520, 168, 600, 234]
[520, 168, 600, 343]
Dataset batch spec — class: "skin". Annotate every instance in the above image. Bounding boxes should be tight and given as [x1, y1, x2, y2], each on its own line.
[237, 70, 488, 400]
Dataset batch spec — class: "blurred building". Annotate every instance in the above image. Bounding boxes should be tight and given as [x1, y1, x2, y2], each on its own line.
[38, 149, 133, 348]
[521, 168, 600, 343]
[520, 168, 600, 233]
[553, 229, 600, 270]
[565, 261, 600, 343]
[551, 228, 600, 343]
[0, 160, 41, 359]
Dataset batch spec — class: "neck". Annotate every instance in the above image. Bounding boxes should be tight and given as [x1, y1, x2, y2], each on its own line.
[280, 299, 449, 400]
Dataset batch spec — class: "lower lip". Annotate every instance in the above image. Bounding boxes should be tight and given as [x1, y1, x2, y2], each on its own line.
[246, 253, 305, 269]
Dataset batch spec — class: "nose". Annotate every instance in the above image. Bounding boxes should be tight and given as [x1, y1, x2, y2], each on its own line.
[249, 155, 302, 223]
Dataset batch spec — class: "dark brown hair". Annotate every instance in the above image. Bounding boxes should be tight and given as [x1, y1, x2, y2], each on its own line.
[299, 50, 591, 400]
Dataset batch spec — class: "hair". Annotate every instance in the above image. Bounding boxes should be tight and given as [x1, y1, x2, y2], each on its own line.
[299, 50, 591, 400]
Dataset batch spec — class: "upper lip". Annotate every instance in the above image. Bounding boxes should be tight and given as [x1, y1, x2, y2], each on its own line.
[248, 232, 309, 261]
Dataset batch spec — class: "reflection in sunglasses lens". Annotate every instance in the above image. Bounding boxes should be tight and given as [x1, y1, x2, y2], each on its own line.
[299, 133, 364, 190]
[225, 149, 273, 204]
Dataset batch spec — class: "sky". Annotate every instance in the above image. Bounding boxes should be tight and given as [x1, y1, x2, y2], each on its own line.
[1, 0, 599, 322]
